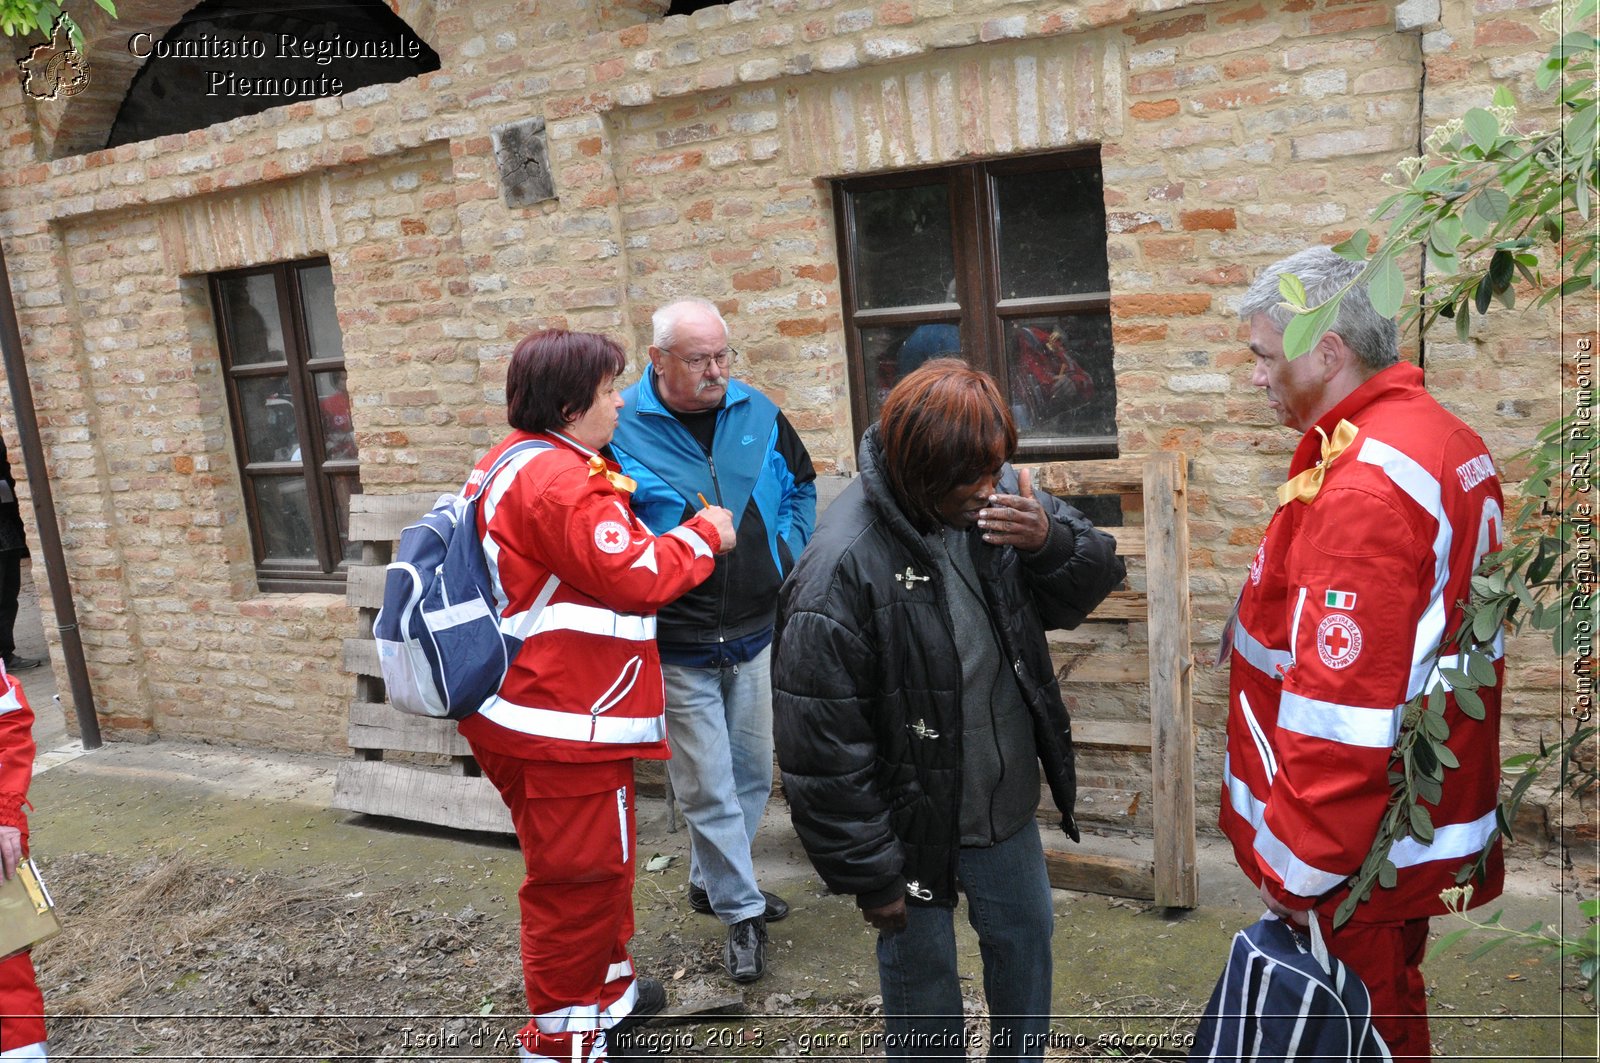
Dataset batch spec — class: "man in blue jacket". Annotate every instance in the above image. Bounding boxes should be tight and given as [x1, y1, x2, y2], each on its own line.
[611, 297, 816, 984]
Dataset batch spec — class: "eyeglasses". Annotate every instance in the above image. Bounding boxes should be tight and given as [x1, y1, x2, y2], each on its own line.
[661, 346, 737, 373]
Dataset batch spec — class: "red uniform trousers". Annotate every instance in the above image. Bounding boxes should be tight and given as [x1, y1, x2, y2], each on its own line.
[470, 746, 641, 1063]
[0, 825, 46, 1058]
[1326, 915, 1432, 1060]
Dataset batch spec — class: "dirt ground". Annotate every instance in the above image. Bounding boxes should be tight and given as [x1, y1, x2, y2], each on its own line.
[11, 568, 1598, 1062]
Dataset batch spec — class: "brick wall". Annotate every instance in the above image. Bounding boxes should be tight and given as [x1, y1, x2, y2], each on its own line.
[0, 0, 1582, 837]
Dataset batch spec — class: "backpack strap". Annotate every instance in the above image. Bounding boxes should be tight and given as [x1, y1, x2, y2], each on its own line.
[464, 439, 554, 504]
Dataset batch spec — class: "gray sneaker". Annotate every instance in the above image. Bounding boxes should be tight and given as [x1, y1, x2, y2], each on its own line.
[724, 915, 766, 983]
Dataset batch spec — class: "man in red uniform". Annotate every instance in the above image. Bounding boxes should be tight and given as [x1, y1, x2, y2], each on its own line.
[0, 664, 47, 1059]
[1224, 246, 1505, 1060]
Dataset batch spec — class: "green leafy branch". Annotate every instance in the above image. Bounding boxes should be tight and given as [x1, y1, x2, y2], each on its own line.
[1285, 0, 1598, 992]
[0, 1, 117, 50]
[1431, 890, 1600, 993]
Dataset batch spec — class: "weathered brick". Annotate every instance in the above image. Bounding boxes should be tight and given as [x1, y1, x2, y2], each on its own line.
[1129, 99, 1180, 119]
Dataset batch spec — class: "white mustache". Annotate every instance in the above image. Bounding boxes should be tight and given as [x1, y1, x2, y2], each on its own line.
[696, 376, 727, 394]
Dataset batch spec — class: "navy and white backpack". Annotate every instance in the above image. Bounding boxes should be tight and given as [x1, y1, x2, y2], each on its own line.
[1190, 912, 1392, 1063]
[374, 440, 552, 720]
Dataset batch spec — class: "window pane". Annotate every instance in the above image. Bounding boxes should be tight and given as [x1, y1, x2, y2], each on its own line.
[217, 274, 286, 366]
[993, 168, 1110, 298]
[1004, 314, 1117, 440]
[852, 184, 956, 310]
[252, 475, 316, 562]
[330, 475, 363, 563]
[314, 371, 358, 462]
[859, 322, 962, 424]
[236, 374, 302, 464]
[299, 264, 345, 362]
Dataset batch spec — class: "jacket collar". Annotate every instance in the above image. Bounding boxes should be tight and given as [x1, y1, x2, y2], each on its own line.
[857, 426, 946, 566]
[633, 363, 750, 417]
[1290, 362, 1425, 475]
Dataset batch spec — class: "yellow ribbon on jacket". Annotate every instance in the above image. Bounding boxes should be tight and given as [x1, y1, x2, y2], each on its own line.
[1276, 419, 1359, 507]
[588, 454, 637, 494]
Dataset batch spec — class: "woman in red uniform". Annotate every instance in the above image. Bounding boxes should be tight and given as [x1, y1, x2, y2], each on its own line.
[459, 329, 734, 1062]
[0, 663, 47, 1060]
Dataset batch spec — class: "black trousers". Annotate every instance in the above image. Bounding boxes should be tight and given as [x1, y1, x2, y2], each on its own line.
[0, 550, 22, 659]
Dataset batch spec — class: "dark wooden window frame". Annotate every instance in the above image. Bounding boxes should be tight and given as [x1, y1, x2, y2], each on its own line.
[209, 258, 358, 593]
[832, 148, 1116, 461]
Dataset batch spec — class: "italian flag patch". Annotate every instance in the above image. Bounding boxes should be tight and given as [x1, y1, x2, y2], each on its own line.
[1325, 590, 1357, 609]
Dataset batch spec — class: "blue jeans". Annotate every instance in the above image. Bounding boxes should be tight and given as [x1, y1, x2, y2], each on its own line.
[876, 818, 1054, 1062]
[661, 647, 773, 924]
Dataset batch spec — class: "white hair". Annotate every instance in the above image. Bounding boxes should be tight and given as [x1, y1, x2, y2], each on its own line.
[1238, 246, 1399, 371]
[652, 297, 728, 350]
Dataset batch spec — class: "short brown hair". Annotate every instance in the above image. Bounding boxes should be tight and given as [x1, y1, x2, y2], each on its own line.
[878, 358, 1017, 533]
[505, 329, 627, 433]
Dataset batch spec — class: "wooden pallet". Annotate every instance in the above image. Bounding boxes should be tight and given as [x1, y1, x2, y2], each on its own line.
[334, 453, 1195, 907]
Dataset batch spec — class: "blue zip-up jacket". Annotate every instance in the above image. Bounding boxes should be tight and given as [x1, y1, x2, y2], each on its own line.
[612, 366, 817, 653]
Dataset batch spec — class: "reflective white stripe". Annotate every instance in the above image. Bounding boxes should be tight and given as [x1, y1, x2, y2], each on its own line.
[665, 524, 713, 559]
[1429, 633, 1507, 692]
[616, 787, 629, 866]
[1288, 586, 1308, 661]
[0, 1043, 47, 1060]
[0, 688, 23, 714]
[1232, 619, 1292, 679]
[501, 573, 563, 641]
[1388, 808, 1498, 869]
[604, 976, 639, 1023]
[1224, 762, 1267, 826]
[1356, 438, 1452, 700]
[535, 1003, 600, 1034]
[1278, 691, 1402, 749]
[482, 446, 558, 612]
[1254, 818, 1349, 896]
[525, 603, 656, 642]
[478, 699, 666, 744]
[605, 959, 634, 983]
[1238, 692, 1279, 781]
[630, 542, 658, 573]
[591, 657, 643, 715]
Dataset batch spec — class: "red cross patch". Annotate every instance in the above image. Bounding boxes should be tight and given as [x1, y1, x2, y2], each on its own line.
[594, 520, 629, 554]
[1315, 613, 1363, 670]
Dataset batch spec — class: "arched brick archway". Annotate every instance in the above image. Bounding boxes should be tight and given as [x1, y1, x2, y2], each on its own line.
[31, 0, 440, 160]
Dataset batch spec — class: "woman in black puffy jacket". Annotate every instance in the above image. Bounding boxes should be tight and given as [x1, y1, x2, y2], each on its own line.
[773, 359, 1124, 1062]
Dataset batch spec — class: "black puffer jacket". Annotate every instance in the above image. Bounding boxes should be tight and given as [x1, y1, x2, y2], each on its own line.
[772, 427, 1125, 909]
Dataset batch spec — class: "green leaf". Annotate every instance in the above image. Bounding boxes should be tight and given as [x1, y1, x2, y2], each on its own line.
[1278, 272, 1309, 308]
[1331, 230, 1371, 261]
[1463, 108, 1499, 153]
[1472, 605, 1502, 644]
[1467, 651, 1498, 686]
[1474, 278, 1493, 316]
[1427, 926, 1475, 962]
[1491, 85, 1516, 109]
[1421, 710, 1451, 741]
[1368, 252, 1405, 319]
[1282, 297, 1341, 360]
[1409, 803, 1436, 843]
[1439, 666, 1473, 688]
[1467, 934, 1511, 961]
[1454, 299, 1471, 341]
[1378, 859, 1398, 890]
[1455, 684, 1486, 720]
[1436, 744, 1460, 770]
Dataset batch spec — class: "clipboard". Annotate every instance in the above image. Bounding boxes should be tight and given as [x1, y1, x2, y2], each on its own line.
[0, 859, 61, 958]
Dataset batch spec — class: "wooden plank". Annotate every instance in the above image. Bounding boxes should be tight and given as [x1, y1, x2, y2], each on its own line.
[1056, 652, 1149, 685]
[1035, 458, 1150, 497]
[344, 637, 381, 678]
[1042, 847, 1155, 901]
[333, 760, 514, 834]
[349, 492, 440, 543]
[1143, 453, 1198, 909]
[347, 564, 386, 611]
[1084, 590, 1147, 621]
[1104, 526, 1145, 558]
[347, 700, 472, 757]
[1074, 720, 1152, 751]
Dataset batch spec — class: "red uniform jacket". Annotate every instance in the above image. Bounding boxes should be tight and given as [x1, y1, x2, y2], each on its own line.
[0, 669, 33, 837]
[457, 431, 720, 763]
[1223, 363, 1505, 921]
